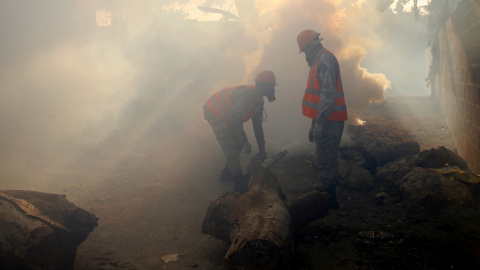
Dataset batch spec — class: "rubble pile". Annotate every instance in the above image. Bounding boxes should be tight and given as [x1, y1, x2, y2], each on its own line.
[270, 97, 480, 269]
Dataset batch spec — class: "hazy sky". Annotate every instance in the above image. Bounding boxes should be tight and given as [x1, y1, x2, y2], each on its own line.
[0, 0, 431, 187]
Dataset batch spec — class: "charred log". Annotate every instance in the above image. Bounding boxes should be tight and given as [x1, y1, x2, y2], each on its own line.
[202, 167, 291, 268]
[202, 167, 330, 268]
[0, 190, 98, 270]
[287, 190, 330, 232]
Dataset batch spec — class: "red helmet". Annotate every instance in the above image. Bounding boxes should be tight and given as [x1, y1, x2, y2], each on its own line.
[297, 29, 320, 53]
[254, 70, 277, 85]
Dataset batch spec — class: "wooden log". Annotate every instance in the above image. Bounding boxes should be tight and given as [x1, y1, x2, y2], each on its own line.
[245, 150, 288, 175]
[287, 190, 330, 233]
[0, 190, 98, 270]
[202, 167, 330, 268]
[202, 167, 291, 268]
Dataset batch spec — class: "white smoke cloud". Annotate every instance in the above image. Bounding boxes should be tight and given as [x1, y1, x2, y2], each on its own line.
[0, 0, 429, 187]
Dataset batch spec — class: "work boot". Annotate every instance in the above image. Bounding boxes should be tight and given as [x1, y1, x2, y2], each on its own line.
[233, 175, 249, 194]
[220, 165, 233, 181]
[315, 178, 339, 209]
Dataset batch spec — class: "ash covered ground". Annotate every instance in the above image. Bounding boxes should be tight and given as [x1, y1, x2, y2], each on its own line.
[64, 96, 480, 269]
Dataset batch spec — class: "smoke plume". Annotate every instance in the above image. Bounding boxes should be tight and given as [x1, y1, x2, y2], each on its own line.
[0, 0, 427, 188]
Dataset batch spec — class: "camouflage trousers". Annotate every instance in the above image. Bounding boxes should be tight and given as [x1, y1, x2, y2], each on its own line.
[313, 120, 345, 182]
[204, 109, 243, 177]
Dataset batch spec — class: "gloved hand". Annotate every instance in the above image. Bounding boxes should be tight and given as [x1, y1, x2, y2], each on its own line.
[254, 151, 267, 160]
[308, 126, 314, 143]
[243, 141, 252, 154]
[313, 120, 324, 141]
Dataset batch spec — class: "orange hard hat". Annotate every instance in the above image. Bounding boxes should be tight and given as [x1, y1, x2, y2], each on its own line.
[297, 29, 320, 53]
[254, 70, 277, 85]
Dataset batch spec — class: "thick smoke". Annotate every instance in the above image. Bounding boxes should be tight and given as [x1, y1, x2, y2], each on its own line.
[0, 0, 426, 188]
[0, 1, 136, 181]
[242, 0, 390, 155]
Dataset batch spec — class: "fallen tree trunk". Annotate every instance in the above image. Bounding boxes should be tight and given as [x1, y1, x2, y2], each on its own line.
[0, 190, 98, 270]
[287, 190, 330, 233]
[245, 150, 288, 176]
[202, 167, 330, 268]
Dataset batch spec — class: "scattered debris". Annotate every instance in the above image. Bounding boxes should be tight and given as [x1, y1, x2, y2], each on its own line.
[358, 231, 394, 239]
[428, 166, 480, 184]
[269, 97, 480, 269]
[161, 253, 183, 263]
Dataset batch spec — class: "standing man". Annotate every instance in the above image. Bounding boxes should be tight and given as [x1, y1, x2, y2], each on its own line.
[204, 70, 277, 193]
[297, 29, 347, 209]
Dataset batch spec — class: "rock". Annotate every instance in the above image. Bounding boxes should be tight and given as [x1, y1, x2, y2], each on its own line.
[399, 168, 441, 206]
[375, 155, 417, 194]
[374, 192, 390, 205]
[399, 168, 473, 207]
[439, 176, 474, 205]
[338, 155, 374, 191]
[341, 148, 366, 167]
[358, 231, 394, 239]
[376, 156, 417, 181]
[370, 141, 420, 167]
[161, 254, 182, 263]
[416, 146, 469, 171]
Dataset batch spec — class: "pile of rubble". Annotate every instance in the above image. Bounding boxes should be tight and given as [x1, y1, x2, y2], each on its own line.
[339, 143, 478, 208]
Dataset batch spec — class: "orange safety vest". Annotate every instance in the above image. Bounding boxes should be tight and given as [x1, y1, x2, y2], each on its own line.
[302, 50, 348, 121]
[204, 85, 264, 124]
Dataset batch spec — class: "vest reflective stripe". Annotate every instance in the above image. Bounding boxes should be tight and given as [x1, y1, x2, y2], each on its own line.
[302, 50, 348, 121]
[241, 95, 264, 123]
[209, 93, 229, 119]
[304, 88, 345, 97]
[204, 85, 262, 124]
[302, 100, 346, 111]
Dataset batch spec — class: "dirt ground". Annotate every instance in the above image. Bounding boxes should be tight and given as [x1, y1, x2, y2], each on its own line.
[5, 96, 480, 270]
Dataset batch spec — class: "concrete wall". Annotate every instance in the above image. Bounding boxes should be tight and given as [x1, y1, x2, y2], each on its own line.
[433, 0, 480, 174]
